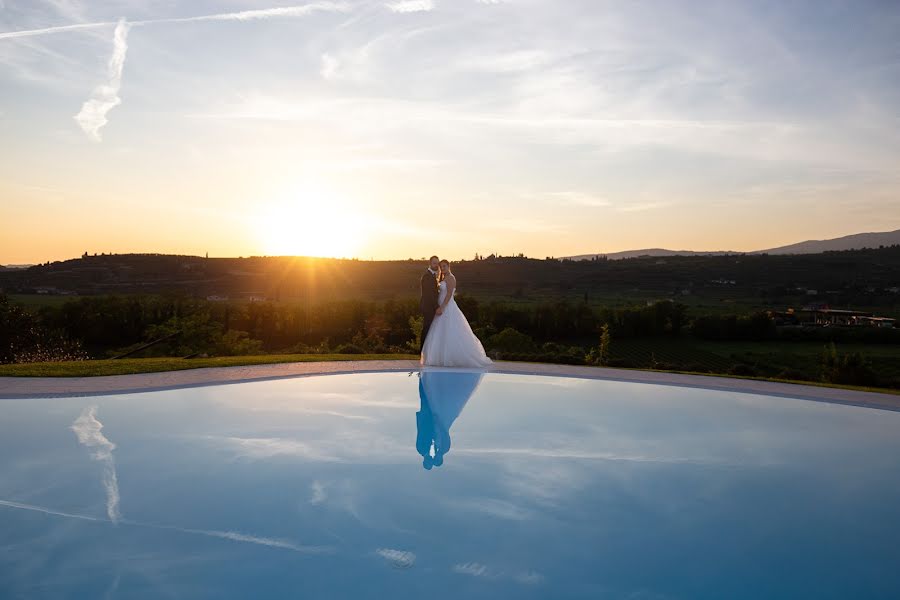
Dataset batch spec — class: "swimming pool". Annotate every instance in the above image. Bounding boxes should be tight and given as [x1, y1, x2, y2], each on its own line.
[2, 371, 899, 599]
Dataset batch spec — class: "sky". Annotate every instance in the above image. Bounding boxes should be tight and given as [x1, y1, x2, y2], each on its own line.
[1, 0, 899, 264]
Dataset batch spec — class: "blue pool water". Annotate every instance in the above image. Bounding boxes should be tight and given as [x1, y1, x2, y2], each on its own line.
[2, 371, 900, 599]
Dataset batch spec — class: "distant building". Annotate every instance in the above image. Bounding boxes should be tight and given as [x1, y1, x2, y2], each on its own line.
[855, 316, 896, 328]
[797, 308, 895, 328]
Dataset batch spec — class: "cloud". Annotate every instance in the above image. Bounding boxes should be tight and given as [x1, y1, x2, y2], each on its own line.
[71, 405, 122, 523]
[385, 0, 435, 13]
[73, 18, 129, 142]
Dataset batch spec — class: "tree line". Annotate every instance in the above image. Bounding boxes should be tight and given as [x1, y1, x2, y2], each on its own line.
[2, 293, 898, 389]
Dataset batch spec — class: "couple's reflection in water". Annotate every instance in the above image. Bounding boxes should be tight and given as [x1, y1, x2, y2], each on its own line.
[415, 370, 484, 470]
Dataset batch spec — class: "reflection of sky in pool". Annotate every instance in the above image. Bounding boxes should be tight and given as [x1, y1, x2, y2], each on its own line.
[2, 371, 900, 599]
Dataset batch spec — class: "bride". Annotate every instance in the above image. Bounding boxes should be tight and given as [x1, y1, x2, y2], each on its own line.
[420, 259, 493, 368]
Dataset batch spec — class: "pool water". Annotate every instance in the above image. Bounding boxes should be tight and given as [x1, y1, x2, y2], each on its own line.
[2, 371, 900, 599]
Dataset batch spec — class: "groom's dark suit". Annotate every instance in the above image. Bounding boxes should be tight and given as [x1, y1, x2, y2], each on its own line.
[420, 268, 439, 350]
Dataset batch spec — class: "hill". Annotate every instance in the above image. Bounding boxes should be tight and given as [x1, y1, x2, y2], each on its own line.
[2, 247, 899, 312]
[567, 248, 737, 261]
[754, 229, 900, 255]
[567, 229, 900, 260]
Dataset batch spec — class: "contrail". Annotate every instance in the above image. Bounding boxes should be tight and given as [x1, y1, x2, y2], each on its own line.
[71, 405, 122, 522]
[0, 21, 116, 40]
[2, 2, 352, 142]
[0, 498, 104, 522]
[141, 2, 350, 24]
[0, 2, 350, 41]
[0, 498, 333, 554]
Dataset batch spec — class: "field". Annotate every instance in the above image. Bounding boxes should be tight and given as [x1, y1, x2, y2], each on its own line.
[8, 294, 79, 309]
[609, 338, 900, 382]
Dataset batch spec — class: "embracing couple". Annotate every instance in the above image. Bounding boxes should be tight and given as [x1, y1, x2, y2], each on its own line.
[419, 256, 493, 368]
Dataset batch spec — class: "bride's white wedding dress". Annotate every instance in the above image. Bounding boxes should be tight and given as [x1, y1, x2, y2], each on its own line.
[421, 279, 493, 368]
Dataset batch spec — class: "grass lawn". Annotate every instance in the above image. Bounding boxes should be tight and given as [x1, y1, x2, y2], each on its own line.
[0, 354, 418, 377]
[1, 352, 898, 396]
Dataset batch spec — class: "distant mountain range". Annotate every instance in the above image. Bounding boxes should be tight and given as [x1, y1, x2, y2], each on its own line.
[567, 229, 900, 261]
[0, 264, 34, 270]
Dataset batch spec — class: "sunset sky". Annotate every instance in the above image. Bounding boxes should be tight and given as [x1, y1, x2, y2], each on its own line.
[2, 0, 899, 264]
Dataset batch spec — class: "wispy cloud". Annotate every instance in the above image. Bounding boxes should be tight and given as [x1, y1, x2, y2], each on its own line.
[220, 436, 343, 462]
[385, 0, 434, 13]
[320, 52, 340, 79]
[452, 561, 545, 585]
[211, 433, 410, 463]
[547, 191, 611, 208]
[71, 405, 121, 523]
[375, 548, 416, 568]
[616, 201, 670, 213]
[310, 480, 328, 505]
[453, 562, 489, 576]
[73, 18, 129, 142]
[444, 497, 535, 521]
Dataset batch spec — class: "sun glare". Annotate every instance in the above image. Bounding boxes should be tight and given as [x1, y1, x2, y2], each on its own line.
[256, 184, 364, 258]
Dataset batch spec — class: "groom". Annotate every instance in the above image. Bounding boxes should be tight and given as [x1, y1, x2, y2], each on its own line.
[419, 255, 440, 351]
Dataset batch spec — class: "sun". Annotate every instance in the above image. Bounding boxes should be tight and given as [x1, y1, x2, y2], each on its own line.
[256, 184, 364, 258]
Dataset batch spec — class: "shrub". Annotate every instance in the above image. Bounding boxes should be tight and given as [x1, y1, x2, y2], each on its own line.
[486, 328, 538, 353]
[406, 315, 424, 352]
[775, 368, 806, 381]
[216, 330, 263, 356]
[820, 342, 878, 386]
[729, 364, 758, 377]
[586, 324, 611, 366]
[335, 343, 366, 354]
[0, 294, 89, 363]
[606, 358, 636, 368]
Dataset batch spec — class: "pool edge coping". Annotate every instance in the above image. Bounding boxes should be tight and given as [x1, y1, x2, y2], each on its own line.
[1, 360, 899, 411]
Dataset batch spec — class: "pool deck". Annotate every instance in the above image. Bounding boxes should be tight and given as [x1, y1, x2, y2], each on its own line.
[1, 360, 898, 411]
